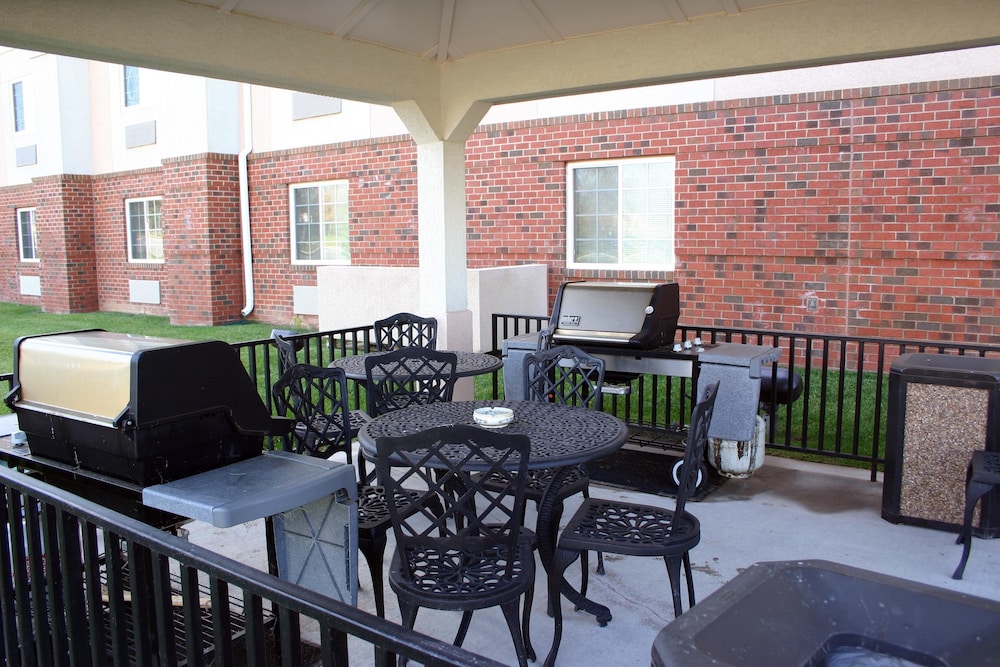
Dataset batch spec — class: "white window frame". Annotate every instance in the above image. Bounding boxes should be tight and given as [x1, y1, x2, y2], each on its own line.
[566, 156, 676, 271]
[126, 197, 164, 263]
[123, 65, 140, 107]
[16, 207, 38, 262]
[289, 180, 351, 265]
[10, 78, 34, 134]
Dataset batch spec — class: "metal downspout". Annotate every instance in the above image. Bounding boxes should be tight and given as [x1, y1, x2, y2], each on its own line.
[239, 83, 254, 317]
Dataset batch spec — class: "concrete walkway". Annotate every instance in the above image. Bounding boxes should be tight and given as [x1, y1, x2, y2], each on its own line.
[186, 455, 1000, 666]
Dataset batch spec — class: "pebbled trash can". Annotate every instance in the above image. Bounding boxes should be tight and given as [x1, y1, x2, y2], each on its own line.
[882, 352, 1000, 537]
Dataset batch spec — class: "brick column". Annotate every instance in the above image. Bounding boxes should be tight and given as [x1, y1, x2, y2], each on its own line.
[34, 174, 98, 313]
[161, 154, 244, 325]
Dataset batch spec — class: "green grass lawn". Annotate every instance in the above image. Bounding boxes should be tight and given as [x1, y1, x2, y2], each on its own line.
[0, 303, 298, 375]
[0, 303, 304, 415]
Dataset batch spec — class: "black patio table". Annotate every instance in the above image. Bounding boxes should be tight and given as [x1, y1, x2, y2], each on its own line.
[328, 349, 502, 380]
[357, 399, 629, 667]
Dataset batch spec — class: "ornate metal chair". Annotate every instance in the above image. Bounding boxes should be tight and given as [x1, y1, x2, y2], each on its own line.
[273, 364, 413, 617]
[373, 312, 438, 351]
[953, 450, 1000, 579]
[364, 346, 457, 417]
[375, 424, 536, 667]
[270, 329, 303, 375]
[546, 381, 719, 663]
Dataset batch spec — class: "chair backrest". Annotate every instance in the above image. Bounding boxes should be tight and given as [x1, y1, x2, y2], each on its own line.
[271, 329, 302, 375]
[271, 363, 353, 460]
[373, 312, 438, 351]
[673, 380, 720, 522]
[535, 324, 555, 352]
[523, 344, 606, 410]
[374, 424, 531, 577]
[364, 346, 457, 417]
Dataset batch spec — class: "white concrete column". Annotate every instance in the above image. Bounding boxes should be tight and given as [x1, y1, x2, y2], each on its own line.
[392, 99, 490, 357]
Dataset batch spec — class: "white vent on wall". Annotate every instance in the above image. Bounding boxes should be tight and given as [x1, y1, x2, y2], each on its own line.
[129, 279, 161, 304]
[293, 286, 318, 315]
[19, 275, 41, 296]
[125, 121, 157, 148]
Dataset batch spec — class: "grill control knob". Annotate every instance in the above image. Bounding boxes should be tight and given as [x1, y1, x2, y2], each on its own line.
[644, 306, 654, 314]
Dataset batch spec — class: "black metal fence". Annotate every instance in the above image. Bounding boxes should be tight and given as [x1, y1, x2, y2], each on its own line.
[489, 314, 1000, 481]
[0, 465, 505, 667]
[7, 316, 1000, 481]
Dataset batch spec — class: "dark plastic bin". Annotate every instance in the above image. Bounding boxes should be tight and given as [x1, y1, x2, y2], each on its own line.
[652, 560, 1000, 667]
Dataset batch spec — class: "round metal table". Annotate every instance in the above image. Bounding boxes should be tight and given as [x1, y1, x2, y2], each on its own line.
[329, 350, 502, 380]
[358, 399, 629, 665]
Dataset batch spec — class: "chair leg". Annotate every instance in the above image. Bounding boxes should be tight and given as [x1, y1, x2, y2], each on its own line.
[522, 581, 536, 662]
[397, 602, 419, 667]
[582, 487, 606, 576]
[454, 611, 474, 647]
[500, 599, 531, 667]
[359, 529, 388, 617]
[544, 546, 581, 667]
[663, 555, 684, 618]
[682, 551, 696, 608]
[953, 480, 993, 580]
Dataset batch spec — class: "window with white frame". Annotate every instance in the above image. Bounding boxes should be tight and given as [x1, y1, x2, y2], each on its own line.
[290, 181, 350, 263]
[16, 208, 38, 261]
[126, 197, 163, 262]
[566, 157, 676, 270]
[12, 81, 25, 132]
[123, 65, 140, 107]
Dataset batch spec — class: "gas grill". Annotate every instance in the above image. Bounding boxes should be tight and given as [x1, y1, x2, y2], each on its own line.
[504, 281, 693, 397]
[4, 330, 279, 487]
[502, 281, 780, 479]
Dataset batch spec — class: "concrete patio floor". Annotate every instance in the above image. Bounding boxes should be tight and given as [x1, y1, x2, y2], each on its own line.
[186, 454, 1000, 666]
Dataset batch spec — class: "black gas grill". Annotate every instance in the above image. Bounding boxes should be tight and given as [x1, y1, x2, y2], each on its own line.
[4, 330, 278, 486]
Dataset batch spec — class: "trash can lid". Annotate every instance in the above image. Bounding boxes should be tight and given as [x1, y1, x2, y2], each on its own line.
[891, 352, 1000, 383]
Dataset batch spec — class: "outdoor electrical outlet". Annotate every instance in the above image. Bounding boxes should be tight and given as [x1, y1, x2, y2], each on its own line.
[806, 297, 819, 312]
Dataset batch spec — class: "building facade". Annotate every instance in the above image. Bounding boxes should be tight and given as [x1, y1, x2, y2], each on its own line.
[1, 47, 999, 344]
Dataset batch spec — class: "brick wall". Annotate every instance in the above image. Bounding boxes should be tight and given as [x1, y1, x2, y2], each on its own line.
[1, 74, 997, 344]
[93, 167, 168, 317]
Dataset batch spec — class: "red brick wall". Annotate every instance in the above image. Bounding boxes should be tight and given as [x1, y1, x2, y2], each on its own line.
[93, 167, 169, 317]
[245, 141, 419, 324]
[0, 182, 41, 307]
[462, 77, 1000, 345]
[162, 154, 244, 325]
[2, 75, 997, 345]
[32, 174, 98, 313]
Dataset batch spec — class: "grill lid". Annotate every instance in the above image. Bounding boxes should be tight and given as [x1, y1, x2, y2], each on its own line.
[550, 281, 680, 349]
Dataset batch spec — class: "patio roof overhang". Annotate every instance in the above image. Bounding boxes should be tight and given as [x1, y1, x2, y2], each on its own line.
[2, 0, 999, 343]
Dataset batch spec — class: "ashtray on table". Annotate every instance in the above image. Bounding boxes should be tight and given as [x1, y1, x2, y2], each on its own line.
[473, 407, 514, 428]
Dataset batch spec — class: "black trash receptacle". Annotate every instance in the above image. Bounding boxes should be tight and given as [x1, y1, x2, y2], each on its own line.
[882, 352, 1000, 537]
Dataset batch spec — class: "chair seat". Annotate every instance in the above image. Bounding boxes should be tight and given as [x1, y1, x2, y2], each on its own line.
[559, 498, 701, 557]
[356, 484, 421, 530]
[389, 536, 535, 609]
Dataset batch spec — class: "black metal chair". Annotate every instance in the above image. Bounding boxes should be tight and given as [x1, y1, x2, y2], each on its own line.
[374, 312, 438, 351]
[375, 424, 536, 667]
[271, 329, 303, 375]
[273, 364, 417, 617]
[546, 381, 719, 662]
[523, 345, 607, 582]
[364, 346, 457, 417]
[953, 450, 1000, 579]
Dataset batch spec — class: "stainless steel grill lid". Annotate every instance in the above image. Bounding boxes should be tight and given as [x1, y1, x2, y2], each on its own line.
[550, 281, 680, 349]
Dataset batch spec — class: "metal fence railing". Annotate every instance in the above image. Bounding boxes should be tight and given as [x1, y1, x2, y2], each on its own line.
[488, 314, 1000, 481]
[0, 465, 505, 667]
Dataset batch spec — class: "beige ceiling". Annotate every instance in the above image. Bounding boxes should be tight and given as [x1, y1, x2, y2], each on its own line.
[3, 0, 1000, 138]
